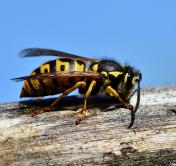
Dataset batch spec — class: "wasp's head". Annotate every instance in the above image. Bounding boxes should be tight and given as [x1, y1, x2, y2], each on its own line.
[118, 65, 142, 99]
[98, 60, 142, 128]
[98, 60, 142, 100]
[123, 65, 142, 90]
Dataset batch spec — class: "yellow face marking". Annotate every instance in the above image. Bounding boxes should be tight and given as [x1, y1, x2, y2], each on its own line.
[56, 60, 70, 72]
[124, 73, 128, 84]
[109, 71, 123, 77]
[74, 60, 85, 71]
[92, 64, 98, 71]
[40, 64, 50, 73]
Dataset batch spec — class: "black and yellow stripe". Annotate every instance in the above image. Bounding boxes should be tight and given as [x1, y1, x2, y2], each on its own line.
[20, 58, 87, 97]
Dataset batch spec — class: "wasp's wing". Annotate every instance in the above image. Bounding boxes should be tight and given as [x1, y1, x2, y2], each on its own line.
[11, 71, 101, 82]
[20, 48, 97, 62]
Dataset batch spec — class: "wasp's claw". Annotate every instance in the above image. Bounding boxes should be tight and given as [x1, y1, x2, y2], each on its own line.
[74, 110, 86, 125]
[74, 109, 97, 124]
[31, 110, 44, 116]
[124, 103, 134, 110]
[75, 116, 83, 125]
[31, 107, 52, 117]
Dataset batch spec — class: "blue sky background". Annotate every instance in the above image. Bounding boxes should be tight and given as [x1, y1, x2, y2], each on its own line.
[0, 0, 176, 103]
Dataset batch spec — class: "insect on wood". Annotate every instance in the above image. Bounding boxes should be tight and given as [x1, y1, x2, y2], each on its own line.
[12, 48, 142, 128]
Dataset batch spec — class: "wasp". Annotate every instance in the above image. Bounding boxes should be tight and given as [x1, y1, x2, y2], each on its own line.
[12, 48, 142, 128]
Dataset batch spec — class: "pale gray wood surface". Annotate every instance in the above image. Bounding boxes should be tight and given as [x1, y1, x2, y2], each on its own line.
[0, 86, 176, 165]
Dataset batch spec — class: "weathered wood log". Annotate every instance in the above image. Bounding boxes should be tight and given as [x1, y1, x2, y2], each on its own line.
[0, 86, 176, 165]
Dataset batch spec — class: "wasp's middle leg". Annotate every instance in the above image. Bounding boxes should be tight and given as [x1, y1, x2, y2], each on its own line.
[75, 80, 96, 124]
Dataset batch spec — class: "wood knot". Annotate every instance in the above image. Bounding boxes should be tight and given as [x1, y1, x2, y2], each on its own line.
[120, 146, 138, 156]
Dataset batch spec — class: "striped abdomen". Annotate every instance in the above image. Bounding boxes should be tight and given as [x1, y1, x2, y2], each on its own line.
[20, 58, 86, 97]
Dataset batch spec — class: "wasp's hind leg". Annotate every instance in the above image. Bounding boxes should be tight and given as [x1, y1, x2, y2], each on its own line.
[31, 81, 86, 116]
[75, 80, 96, 124]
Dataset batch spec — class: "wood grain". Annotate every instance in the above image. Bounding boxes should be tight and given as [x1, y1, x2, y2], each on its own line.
[0, 86, 176, 165]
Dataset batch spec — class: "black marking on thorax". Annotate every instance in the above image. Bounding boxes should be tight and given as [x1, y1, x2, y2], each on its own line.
[98, 60, 123, 72]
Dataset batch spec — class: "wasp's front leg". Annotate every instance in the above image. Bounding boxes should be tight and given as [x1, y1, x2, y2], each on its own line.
[105, 86, 134, 110]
